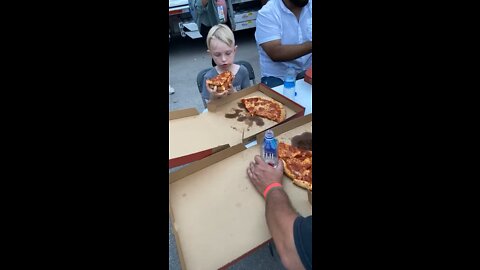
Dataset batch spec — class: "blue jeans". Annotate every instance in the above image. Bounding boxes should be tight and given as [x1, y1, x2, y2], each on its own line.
[261, 71, 306, 88]
[268, 240, 282, 262]
[261, 76, 284, 88]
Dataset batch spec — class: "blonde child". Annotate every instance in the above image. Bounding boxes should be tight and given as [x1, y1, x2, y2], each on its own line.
[201, 24, 251, 103]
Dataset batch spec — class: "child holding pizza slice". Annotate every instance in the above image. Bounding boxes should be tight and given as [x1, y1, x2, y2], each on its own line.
[201, 24, 251, 103]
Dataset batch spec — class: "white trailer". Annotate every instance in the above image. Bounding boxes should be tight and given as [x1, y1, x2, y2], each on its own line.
[169, 0, 263, 42]
[169, 0, 202, 42]
[227, 0, 262, 32]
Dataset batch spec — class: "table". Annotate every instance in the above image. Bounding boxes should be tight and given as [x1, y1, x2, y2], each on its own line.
[272, 78, 312, 115]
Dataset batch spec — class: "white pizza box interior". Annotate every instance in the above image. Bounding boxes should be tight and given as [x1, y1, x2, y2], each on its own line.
[169, 114, 312, 270]
[169, 83, 305, 168]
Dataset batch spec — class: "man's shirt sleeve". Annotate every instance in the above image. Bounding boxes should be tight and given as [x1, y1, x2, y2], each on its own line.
[255, 8, 282, 45]
[293, 215, 312, 270]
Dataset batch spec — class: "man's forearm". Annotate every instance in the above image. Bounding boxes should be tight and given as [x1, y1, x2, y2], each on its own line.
[265, 42, 312, 62]
[265, 188, 304, 269]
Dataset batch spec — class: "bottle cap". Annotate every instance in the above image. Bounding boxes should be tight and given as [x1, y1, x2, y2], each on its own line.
[265, 130, 274, 139]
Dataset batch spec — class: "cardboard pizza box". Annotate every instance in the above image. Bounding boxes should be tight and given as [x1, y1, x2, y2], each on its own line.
[169, 83, 305, 168]
[169, 108, 231, 168]
[169, 114, 313, 270]
[304, 65, 312, 85]
[256, 113, 313, 206]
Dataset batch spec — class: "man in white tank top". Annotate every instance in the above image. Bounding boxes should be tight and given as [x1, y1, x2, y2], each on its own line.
[255, 0, 312, 87]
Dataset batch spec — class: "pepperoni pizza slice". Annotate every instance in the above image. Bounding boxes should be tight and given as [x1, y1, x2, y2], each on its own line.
[240, 96, 286, 122]
[278, 142, 312, 191]
[206, 71, 233, 94]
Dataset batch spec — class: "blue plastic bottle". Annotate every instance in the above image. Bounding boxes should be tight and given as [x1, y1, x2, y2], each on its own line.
[262, 130, 278, 167]
[283, 65, 296, 100]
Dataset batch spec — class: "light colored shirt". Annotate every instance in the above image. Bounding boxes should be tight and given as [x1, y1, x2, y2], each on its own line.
[255, 0, 312, 80]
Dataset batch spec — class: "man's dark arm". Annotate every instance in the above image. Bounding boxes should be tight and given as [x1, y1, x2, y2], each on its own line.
[265, 188, 305, 270]
[246, 156, 305, 269]
[260, 39, 312, 62]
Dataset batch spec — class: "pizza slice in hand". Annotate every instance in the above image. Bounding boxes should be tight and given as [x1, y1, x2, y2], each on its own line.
[206, 71, 233, 94]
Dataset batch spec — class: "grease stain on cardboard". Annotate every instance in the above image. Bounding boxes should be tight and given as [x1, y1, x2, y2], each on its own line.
[225, 102, 265, 129]
[291, 132, 312, 150]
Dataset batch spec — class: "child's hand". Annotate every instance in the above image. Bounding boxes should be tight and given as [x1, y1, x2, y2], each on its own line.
[207, 84, 229, 100]
[226, 75, 236, 95]
[206, 73, 234, 100]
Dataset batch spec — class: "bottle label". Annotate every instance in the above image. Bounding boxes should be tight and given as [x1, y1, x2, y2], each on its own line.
[263, 138, 278, 167]
[284, 80, 295, 89]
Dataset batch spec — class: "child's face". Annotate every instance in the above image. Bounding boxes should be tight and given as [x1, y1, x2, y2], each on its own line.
[209, 38, 236, 69]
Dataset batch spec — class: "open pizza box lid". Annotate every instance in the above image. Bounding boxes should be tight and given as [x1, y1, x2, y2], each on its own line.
[169, 113, 312, 270]
[169, 83, 305, 168]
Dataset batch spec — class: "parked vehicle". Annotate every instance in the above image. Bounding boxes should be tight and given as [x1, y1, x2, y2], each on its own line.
[169, 0, 263, 42]
[169, 0, 201, 42]
[227, 0, 262, 32]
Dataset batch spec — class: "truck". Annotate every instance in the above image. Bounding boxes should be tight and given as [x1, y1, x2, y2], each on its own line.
[169, 0, 263, 42]
[169, 0, 201, 42]
[226, 0, 263, 32]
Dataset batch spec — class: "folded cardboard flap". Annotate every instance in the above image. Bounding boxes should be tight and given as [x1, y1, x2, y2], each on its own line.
[307, 190, 312, 205]
[169, 107, 200, 120]
[256, 113, 313, 143]
[169, 143, 247, 184]
[168, 144, 230, 169]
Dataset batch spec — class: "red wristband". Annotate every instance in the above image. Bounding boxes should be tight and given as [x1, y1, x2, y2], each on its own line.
[263, 183, 283, 200]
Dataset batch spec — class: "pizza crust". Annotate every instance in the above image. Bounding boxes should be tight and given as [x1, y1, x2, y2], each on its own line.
[281, 159, 313, 191]
[281, 159, 296, 180]
[278, 104, 286, 122]
[293, 179, 312, 191]
[206, 71, 233, 94]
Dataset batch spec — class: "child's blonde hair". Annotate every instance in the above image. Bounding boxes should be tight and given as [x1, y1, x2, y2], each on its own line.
[206, 24, 235, 50]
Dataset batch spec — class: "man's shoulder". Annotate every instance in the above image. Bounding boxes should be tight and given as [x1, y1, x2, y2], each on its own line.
[258, 0, 280, 15]
[306, 0, 312, 12]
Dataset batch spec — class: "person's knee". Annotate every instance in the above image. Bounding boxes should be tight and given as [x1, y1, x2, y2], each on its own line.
[261, 76, 284, 88]
[296, 70, 306, 80]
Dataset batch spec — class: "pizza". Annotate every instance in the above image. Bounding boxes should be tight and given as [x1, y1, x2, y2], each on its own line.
[278, 142, 312, 191]
[206, 71, 233, 94]
[240, 96, 286, 122]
